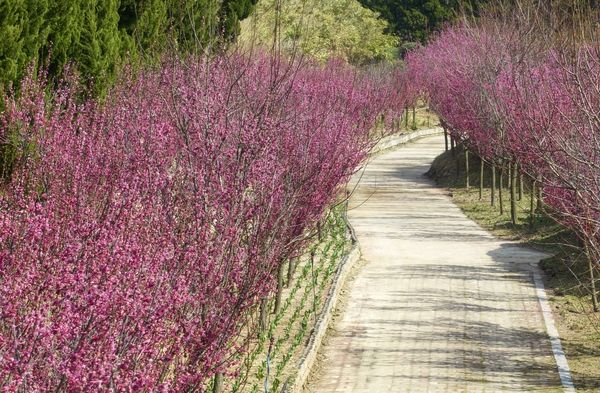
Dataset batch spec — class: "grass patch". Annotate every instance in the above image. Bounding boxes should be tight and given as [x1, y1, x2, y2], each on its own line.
[428, 145, 600, 393]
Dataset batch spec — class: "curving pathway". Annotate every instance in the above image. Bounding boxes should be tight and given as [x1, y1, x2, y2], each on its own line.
[311, 135, 567, 392]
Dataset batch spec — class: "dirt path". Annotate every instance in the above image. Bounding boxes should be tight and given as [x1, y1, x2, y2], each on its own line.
[305, 136, 565, 392]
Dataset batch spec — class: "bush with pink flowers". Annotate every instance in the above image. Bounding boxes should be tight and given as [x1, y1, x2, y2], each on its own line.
[0, 53, 406, 391]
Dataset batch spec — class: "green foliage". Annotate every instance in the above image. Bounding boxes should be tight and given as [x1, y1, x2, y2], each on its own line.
[356, 0, 455, 42]
[0, 0, 257, 96]
[356, 0, 491, 42]
[220, 0, 259, 39]
[238, 0, 399, 64]
[76, 0, 122, 96]
[0, 0, 49, 89]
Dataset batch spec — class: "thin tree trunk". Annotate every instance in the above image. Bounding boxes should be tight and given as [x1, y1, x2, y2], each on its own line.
[405, 107, 409, 128]
[273, 262, 285, 315]
[510, 162, 517, 225]
[451, 138, 455, 157]
[530, 180, 535, 230]
[479, 157, 484, 200]
[412, 107, 416, 128]
[518, 170, 523, 201]
[286, 258, 295, 288]
[444, 129, 449, 151]
[259, 298, 268, 333]
[465, 150, 470, 189]
[586, 243, 599, 312]
[499, 165, 504, 215]
[212, 372, 223, 393]
[491, 165, 496, 206]
[310, 252, 317, 328]
[537, 179, 543, 212]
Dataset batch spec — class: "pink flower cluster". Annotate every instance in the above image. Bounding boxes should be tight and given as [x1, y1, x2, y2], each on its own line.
[0, 54, 405, 391]
[408, 21, 600, 265]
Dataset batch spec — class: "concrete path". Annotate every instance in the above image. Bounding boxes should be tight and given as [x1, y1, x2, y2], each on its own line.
[312, 136, 563, 392]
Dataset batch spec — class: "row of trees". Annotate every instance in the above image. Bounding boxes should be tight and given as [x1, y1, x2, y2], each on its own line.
[0, 0, 257, 95]
[407, 2, 600, 291]
[0, 49, 409, 390]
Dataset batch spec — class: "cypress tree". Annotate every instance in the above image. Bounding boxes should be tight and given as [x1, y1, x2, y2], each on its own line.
[44, 0, 84, 78]
[78, 0, 122, 95]
[0, 0, 259, 99]
[119, 0, 169, 54]
[0, 0, 27, 89]
[219, 0, 258, 40]
[0, 0, 49, 90]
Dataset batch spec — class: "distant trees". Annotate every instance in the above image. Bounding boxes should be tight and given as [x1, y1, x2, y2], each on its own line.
[0, 0, 258, 96]
[357, 0, 454, 42]
[355, 0, 492, 43]
[238, 0, 399, 64]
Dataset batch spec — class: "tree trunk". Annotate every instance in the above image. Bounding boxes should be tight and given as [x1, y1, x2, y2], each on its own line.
[465, 150, 470, 189]
[212, 372, 223, 393]
[451, 137, 455, 157]
[444, 129, 449, 151]
[310, 252, 317, 327]
[286, 258, 295, 288]
[405, 107, 409, 128]
[491, 165, 496, 206]
[537, 179, 543, 212]
[518, 171, 523, 201]
[499, 165, 504, 215]
[591, 258, 599, 312]
[345, 189, 350, 221]
[273, 262, 285, 315]
[479, 157, 484, 200]
[510, 162, 517, 225]
[412, 107, 416, 128]
[530, 180, 535, 230]
[259, 298, 268, 333]
[586, 244, 599, 312]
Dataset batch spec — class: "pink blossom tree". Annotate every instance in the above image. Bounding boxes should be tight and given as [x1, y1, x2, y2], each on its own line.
[0, 52, 405, 391]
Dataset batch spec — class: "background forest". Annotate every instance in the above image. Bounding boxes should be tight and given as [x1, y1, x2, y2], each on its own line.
[0, 0, 492, 98]
[0, 0, 258, 96]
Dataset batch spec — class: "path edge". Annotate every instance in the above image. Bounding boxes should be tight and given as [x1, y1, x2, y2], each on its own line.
[370, 127, 443, 155]
[288, 242, 361, 393]
[288, 128, 443, 393]
[530, 262, 577, 393]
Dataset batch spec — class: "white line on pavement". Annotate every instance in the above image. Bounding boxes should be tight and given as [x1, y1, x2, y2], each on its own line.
[530, 263, 576, 393]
